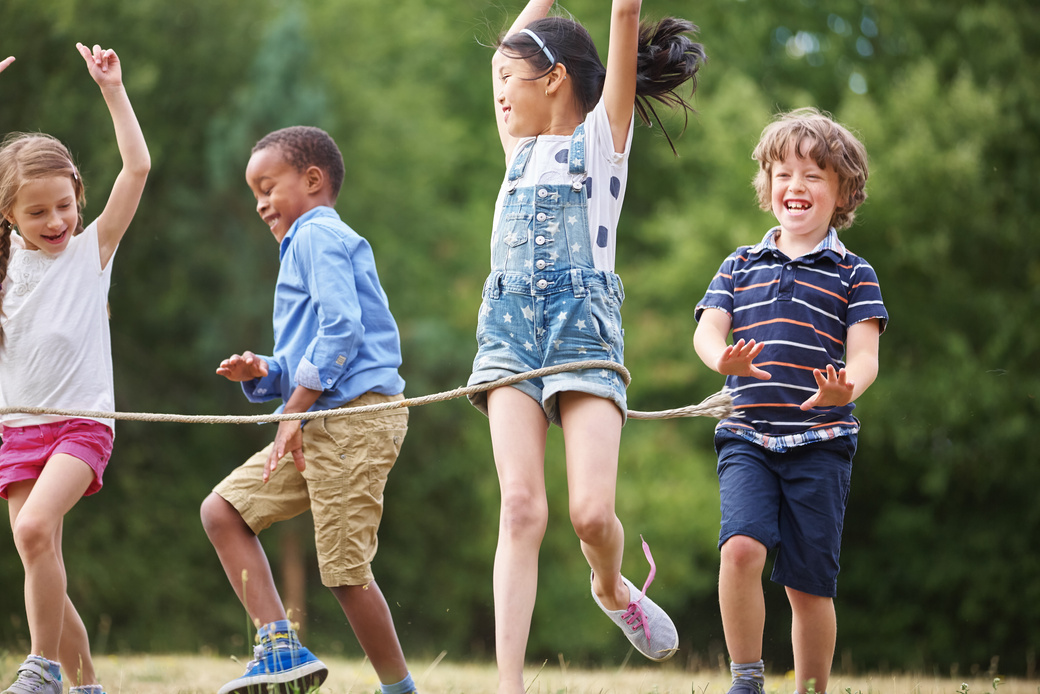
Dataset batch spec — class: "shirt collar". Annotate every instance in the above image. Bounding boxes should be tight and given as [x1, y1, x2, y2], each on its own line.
[279, 206, 338, 259]
[748, 226, 847, 262]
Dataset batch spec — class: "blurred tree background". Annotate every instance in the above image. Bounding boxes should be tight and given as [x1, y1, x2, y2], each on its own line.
[1, 0, 1037, 679]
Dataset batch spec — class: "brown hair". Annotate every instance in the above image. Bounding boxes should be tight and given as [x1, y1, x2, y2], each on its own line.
[752, 108, 868, 230]
[0, 133, 86, 334]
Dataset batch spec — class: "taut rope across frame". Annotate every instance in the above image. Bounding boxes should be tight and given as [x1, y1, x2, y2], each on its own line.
[0, 360, 733, 423]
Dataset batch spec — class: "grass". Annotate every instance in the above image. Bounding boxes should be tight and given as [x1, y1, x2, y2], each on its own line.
[3, 653, 1037, 694]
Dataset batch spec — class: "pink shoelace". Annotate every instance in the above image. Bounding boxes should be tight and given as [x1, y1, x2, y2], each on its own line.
[619, 535, 657, 641]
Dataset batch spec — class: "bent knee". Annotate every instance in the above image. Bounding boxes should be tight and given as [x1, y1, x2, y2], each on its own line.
[200, 493, 243, 536]
[569, 506, 617, 545]
[12, 514, 59, 559]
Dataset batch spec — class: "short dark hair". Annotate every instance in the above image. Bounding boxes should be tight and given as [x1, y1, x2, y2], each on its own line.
[253, 126, 345, 199]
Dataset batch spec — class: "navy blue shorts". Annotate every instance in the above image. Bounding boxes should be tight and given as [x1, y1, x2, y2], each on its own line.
[715, 429, 856, 598]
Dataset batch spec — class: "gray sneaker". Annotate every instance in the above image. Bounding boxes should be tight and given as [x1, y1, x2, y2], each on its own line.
[2, 659, 62, 694]
[591, 537, 679, 662]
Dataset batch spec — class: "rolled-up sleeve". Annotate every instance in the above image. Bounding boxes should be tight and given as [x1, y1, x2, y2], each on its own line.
[241, 356, 283, 403]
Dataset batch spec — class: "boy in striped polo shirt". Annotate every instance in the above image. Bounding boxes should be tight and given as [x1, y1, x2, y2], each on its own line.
[694, 108, 887, 694]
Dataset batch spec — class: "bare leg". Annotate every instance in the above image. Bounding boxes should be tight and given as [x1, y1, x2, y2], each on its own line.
[557, 392, 629, 611]
[719, 535, 768, 664]
[200, 493, 287, 626]
[487, 387, 549, 694]
[56, 596, 96, 687]
[8, 455, 94, 666]
[330, 581, 408, 685]
[787, 587, 835, 694]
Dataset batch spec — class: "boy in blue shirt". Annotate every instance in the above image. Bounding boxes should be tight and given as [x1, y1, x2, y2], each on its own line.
[693, 108, 887, 694]
[201, 126, 417, 694]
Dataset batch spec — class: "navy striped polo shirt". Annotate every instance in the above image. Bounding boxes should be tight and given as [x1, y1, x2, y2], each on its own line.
[696, 228, 888, 451]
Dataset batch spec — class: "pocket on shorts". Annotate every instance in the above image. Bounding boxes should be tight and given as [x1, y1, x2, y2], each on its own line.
[584, 283, 622, 348]
[319, 413, 407, 497]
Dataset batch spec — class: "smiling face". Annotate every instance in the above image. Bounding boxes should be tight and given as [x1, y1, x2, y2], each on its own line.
[493, 50, 551, 139]
[245, 146, 319, 242]
[4, 176, 80, 254]
[770, 139, 842, 251]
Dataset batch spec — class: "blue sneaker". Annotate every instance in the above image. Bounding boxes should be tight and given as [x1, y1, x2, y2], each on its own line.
[217, 643, 328, 694]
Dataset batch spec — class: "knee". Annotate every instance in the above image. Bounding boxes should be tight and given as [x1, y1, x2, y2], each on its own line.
[200, 492, 241, 539]
[12, 513, 57, 561]
[569, 503, 616, 546]
[721, 535, 768, 572]
[499, 490, 548, 541]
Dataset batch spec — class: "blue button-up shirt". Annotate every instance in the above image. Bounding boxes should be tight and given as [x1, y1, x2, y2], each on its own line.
[243, 206, 405, 412]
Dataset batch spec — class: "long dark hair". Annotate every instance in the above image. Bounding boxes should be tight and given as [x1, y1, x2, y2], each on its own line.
[498, 15, 706, 153]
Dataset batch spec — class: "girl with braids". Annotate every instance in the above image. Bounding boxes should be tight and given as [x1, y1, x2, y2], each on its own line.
[466, 1, 704, 690]
[0, 44, 148, 694]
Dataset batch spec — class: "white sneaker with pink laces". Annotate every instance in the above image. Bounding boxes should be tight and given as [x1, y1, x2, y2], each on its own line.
[591, 536, 679, 661]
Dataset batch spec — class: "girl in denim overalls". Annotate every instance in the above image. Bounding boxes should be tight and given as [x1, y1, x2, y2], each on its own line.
[466, 1, 705, 691]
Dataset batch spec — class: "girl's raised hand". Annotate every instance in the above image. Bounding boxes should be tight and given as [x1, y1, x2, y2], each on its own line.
[76, 43, 123, 88]
[0, 56, 14, 74]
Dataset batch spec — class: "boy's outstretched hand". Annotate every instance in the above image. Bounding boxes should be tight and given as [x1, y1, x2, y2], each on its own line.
[0, 56, 14, 74]
[216, 351, 268, 381]
[800, 364, 855, 410]
[716, 338, 772, 381]
[76, 42, 123, 89]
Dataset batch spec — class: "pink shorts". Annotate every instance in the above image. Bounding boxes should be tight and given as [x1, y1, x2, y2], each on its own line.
[0, 419, 113, 499]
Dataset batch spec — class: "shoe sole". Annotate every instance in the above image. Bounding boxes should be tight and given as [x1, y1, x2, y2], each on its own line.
[217, 663, 329, 694]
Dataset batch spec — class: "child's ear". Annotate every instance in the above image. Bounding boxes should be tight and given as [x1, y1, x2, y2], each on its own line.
[545, 63, 569, 96]
[304, 165, 326, 194]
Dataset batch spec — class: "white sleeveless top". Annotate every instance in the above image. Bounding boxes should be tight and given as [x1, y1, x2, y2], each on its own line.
[0, 220, 117, 431]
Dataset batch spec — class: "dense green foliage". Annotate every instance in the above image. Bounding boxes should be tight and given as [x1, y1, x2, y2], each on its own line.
[1, 0, 1037, 677]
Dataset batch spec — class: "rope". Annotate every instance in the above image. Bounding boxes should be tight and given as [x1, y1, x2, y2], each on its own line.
[0, 360, 733, 424]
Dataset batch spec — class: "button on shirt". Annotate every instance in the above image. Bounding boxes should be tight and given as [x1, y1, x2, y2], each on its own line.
[242, 206, 405, 412]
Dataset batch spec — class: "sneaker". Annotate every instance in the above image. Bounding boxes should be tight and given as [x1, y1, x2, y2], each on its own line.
[727, 681, 764, 694]
[217, 643, 328, 694]
[591, 536, 679, 662]
[2, 658, 62, 694]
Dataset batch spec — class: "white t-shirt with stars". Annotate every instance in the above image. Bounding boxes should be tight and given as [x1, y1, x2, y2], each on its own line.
[492, 98, 634, 273]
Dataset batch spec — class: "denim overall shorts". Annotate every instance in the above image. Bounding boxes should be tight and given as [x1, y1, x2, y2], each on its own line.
[468, 125, 627, 426]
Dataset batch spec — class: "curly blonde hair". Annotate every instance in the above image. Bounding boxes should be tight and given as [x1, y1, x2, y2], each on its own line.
[752, 107, 868, 231]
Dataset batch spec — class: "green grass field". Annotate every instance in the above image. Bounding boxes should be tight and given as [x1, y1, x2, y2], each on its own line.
[4, 653, 1035, 694]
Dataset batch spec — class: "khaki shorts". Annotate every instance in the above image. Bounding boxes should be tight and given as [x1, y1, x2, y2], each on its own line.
[214, 392, 407, 587]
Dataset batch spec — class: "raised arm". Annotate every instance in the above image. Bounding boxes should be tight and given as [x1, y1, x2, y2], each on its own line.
[493, 0, 555, 158]
[76, 43, 150, 269]
[602, 0, 641, 152]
